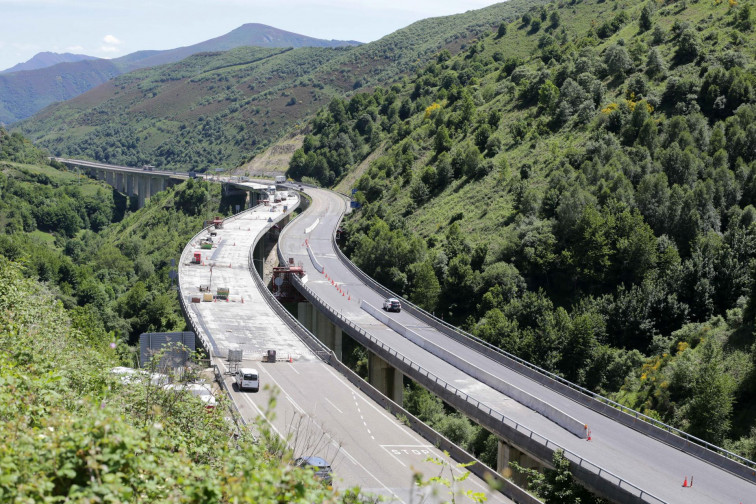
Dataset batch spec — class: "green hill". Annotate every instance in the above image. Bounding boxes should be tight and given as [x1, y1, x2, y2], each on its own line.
[290, 0, 756, 460]
[16, 0, 548, 172]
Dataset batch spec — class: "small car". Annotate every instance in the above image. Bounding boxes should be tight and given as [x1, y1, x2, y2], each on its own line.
[295, 456, 333, 484]
[383, 297, 401, 312]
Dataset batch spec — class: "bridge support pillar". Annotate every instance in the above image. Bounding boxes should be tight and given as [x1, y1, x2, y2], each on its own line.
[249, 191, 261, 208]
[297, 302, 343, 360]
[316, 314, 342, 360]
[137, 175, 148, 208]
[297, 302, 314, 331]
[368, 351, 403, 404]
[497, 440, 544, 485]
[150, 176, 165, 195]
[126, 174, 134, 196]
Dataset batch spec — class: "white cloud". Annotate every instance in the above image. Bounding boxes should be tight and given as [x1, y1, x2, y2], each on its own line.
[103, 34, 121, 45]
[100, 45, 119, 53]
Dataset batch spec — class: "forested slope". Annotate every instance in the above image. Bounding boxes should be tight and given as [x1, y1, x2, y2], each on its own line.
[16, 0, 547, 173]
[288, 0, 756, 459]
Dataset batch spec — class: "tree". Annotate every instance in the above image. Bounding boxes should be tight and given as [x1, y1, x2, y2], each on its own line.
[497, 22, 508, 38]
[605, 44, 632, 79]
[684, 340, 735, 444]
[549, 11, 561, 29]
[639, 1, 655, 32]
[434, 125, 452, 154]
[538, 80, 560, 114]
[646, 47, 667, 79]
[514, 450, 582, 504]
[675, 27, 701, 63]
[409, 261, 441, 312]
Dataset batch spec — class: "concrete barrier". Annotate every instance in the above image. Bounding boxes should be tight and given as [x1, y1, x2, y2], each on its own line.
[361, 300, 588, 439]
[305, 243, 324, 273]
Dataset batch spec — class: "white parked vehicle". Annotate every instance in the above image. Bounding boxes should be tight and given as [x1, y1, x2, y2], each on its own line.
[236, 368, 259, 392]
[164, 382, 217, 410]
[275, 175, 286, 183]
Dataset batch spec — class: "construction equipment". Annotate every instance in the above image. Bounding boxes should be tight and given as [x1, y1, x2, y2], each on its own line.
[216, 287, 230, 300]
[192, 252, 202, 264]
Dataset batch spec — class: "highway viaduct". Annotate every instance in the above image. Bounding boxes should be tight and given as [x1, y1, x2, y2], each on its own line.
[54, 158, 756, 503]
[61, 158, 520, 502]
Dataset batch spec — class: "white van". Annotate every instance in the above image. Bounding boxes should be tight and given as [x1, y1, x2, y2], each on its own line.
[275, 175, 286, 183]
[236, 368, 259, 392]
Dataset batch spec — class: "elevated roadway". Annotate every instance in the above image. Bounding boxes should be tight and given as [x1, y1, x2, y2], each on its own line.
[277, 186, 756, 504]
[177, 188, 514, 503]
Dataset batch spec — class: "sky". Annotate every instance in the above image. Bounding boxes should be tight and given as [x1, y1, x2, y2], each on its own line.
[0, 0, 504, 71]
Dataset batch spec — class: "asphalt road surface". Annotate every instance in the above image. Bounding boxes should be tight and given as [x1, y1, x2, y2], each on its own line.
[277, 186, 756, 504]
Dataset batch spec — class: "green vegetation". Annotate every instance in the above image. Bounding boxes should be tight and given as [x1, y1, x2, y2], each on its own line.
[0, 258, 358, 502]
[295, 0, 756, 459]
[0, 128, 244, 350]
[17, 0, 549, 173]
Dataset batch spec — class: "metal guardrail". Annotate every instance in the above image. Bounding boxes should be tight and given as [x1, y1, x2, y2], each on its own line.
[329, 205, 756, 480]
[289, 272, 666, 504]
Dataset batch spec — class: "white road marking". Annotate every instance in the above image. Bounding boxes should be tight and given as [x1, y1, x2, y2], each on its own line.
[237, 385, 288, 447]
[324, 397, 343, 413]
[323, 365, 411, 437]
[259, 368, 305, 415]
[337, 445, 406, 503]
[381, 445, 408, 468]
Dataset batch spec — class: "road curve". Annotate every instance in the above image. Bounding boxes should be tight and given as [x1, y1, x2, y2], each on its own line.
[277, 186, 756, 504]
[177, 189, 510, 504]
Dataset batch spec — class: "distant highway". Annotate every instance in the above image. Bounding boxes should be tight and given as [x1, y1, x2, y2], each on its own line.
[277, 186, 756, 504]
[52, 157, 189, 177]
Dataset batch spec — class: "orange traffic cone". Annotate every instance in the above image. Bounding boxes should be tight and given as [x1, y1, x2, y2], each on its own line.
[587, 429, 592, 441]
[682, 477, 688, 488]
